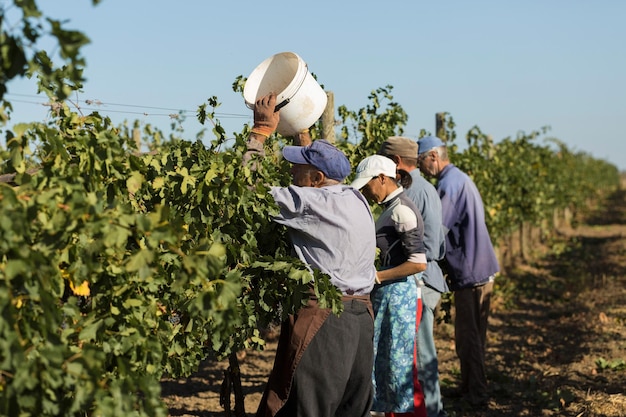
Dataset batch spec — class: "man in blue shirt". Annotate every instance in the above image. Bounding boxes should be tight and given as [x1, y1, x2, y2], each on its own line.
[378, 137, 448, 417]
[246, 93, 378, 417]
[417, 136, 499, 408]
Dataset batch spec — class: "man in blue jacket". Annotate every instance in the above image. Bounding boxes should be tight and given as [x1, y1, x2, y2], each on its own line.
[417, 136, 499, 407]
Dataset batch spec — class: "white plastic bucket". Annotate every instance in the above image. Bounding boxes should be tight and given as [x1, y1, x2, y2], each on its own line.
[243, 52, 328, 137]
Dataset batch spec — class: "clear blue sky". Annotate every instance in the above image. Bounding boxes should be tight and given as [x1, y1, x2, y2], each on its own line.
[5, 0, 626, 171]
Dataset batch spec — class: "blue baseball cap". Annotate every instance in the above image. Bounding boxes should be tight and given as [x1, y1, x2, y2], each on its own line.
[417, 136, 445, 155]
[282, 139, 351, 181]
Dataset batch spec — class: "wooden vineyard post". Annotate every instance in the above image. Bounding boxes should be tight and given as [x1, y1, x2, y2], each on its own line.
[321, 91, 335, 143]
[436, 112, 447, 141]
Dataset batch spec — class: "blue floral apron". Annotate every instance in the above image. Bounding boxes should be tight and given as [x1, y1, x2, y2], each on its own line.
[371, 273, 426, 415]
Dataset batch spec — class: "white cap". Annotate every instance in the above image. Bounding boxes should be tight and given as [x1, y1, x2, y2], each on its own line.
[350, 155, 398, 190]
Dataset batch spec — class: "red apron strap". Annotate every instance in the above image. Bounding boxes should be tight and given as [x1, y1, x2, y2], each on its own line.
[413, 286, 427, 417]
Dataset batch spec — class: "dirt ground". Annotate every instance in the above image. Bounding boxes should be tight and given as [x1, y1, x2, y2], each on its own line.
[161, 187, 626, 417]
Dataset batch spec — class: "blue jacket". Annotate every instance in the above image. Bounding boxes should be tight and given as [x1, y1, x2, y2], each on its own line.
[436, 164, 499, 290]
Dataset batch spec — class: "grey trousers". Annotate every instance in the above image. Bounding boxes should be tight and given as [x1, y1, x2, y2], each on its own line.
[276, 299, 375, 417]
[454, 281, 493, 403]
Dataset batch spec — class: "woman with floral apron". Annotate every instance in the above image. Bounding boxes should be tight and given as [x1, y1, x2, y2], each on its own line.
[352, 155, 428, 417]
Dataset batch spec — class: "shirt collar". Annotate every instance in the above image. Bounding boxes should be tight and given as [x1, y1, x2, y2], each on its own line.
[381, 186, 403, 205]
